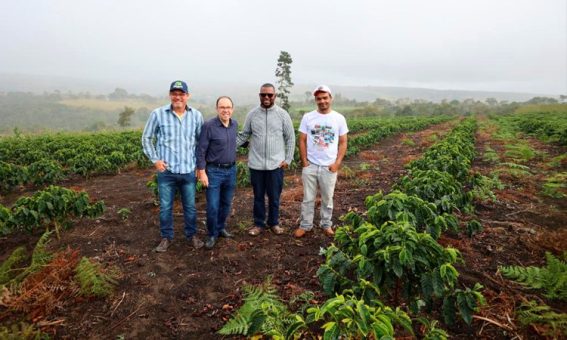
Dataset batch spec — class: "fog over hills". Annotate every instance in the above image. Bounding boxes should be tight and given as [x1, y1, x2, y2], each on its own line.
[0, 73, 551, 105]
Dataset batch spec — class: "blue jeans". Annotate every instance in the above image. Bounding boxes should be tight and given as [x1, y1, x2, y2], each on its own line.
[205, 165, 237, 237]
[250, 168, 284, 228]
[157, 170, 197, 240]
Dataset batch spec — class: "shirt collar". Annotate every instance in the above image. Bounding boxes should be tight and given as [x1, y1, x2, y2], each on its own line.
[215, 116, 234, 127]
[167, 105, 190, 114]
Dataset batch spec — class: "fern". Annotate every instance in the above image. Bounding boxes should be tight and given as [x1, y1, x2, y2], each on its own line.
[0, 246, 27, 284]
[0, 321, 49, 339]
[517, 300, 567, 338]
[218, 280, 306, 339]
[75, 257, 118, 297]
[12, 230, 53, 283]
[218, 282, 283, 335]
[499, 252, 567, 300]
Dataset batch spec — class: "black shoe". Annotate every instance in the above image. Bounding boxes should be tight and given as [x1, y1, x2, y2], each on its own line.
[219, 229, 233, 238]
[205, 236, 217, 249]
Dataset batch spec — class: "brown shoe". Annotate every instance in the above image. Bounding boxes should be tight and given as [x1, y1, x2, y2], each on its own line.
[271, 225, 285, 235]
[294, 228, 307, 238]
[323, 227, 335, 237]
[189, 236, 204, 249]
[155, 238, 170, 252]
[248, 226, 263, 236]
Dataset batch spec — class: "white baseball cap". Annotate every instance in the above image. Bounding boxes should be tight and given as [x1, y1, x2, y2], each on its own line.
[312, 85, 332, 97]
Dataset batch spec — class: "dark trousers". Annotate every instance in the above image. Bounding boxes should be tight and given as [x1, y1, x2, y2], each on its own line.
[250, 168, 284, 228]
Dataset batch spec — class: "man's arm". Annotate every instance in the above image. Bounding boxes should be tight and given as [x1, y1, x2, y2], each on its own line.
[236, 111, 252, 147]
[299, 132, 309, 167]
[329, 134, 347, 173]
[196, 127, 209, 187]
[281, 112, 296, 168]
[142, 111, 166, 172]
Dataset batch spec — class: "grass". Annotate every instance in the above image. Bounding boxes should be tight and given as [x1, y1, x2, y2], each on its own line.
[482, 146, 500, 163]
[541, 172, 567, 199]
[504, 143, 538, 163]
[546, 154, 567, 168]
[491, 162, 532, 178]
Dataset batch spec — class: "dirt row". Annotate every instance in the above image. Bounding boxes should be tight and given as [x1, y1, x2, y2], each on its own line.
[439, 116, 567, 339]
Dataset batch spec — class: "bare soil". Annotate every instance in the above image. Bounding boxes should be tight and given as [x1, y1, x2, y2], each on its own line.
[1, 119, 565, 339]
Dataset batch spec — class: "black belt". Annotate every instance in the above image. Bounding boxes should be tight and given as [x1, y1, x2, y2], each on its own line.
[207, 162, 235, 168]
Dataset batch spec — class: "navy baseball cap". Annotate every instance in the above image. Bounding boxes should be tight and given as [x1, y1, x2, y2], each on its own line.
[170, 80, 189, 93]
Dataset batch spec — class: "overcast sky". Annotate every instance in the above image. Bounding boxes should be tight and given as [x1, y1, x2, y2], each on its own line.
[0, 0, 565, 94]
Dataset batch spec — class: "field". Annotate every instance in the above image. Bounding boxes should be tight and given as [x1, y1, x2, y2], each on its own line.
[0, 110, 566, 339]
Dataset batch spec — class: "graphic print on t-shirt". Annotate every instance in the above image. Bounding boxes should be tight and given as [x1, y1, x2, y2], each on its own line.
[310, 124, 335, 149]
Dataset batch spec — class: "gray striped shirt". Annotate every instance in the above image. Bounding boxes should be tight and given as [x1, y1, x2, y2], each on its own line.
[142, 104, 203, 174]
[236, 105, 295, 170]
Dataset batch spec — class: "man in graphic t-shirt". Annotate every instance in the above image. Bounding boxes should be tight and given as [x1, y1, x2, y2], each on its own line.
[294, 85, 348, 238]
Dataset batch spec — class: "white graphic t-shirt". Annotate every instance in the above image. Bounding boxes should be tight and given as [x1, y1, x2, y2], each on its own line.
[299, 110, 349, 166]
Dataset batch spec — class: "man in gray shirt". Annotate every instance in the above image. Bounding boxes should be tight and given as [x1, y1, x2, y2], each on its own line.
[237, 83, 295, 236]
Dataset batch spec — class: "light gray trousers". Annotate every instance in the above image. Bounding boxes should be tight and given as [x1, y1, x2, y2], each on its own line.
[300, 163, 338, 230]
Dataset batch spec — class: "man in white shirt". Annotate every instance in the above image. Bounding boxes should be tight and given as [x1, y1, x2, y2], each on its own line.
[294, 85, 348, 238]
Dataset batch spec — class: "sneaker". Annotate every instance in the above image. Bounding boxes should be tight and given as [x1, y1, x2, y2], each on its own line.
[219, 229, 233, 238]
[248, 226, 263, 236]
[294, 228, 307, 238]
[155, 238, 170, 252]
[205, 236, 217, 249]
[189, 236, 204, 249]
[323, 227, 335, 237]
[271, 225, 285, 235]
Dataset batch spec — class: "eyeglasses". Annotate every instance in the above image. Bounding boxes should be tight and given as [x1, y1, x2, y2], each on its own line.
[259, 93, 274, 98]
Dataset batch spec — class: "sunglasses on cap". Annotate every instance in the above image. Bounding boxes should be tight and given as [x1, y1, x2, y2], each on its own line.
[259, 93, 274, 98]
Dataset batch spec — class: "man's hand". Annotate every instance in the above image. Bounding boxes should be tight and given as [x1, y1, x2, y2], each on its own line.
[328, 162, 340, 173]
[198, 170, 209, 187]
[155, 160, 167, 172]
[302, 160, 310, 168]
[279, 161, 289, 169]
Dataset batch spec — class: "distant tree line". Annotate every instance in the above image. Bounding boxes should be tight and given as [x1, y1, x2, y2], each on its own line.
[0, 89, 564, 135]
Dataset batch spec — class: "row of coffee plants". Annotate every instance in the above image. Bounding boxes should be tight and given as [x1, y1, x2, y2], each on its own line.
[346, 115, 452, 157]
[0, 116, 451, 192]
[313, 118, 485, 338]
[0, 185, 104, 236]
[0, 131, 150, 192]
[219, 119, 478, 339]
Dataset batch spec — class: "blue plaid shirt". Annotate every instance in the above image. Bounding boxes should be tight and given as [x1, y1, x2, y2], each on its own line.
[142, 104, 203, 174]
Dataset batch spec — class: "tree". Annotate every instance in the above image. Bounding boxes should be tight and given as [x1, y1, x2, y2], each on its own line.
[275, 51, 294, 112]
[109, 88, 129, 101]
[117, 106, 135, 127]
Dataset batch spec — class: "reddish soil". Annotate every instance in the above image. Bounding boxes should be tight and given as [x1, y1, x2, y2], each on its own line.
[440, 118, 567, 339]
[2, 118, 565, 339]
